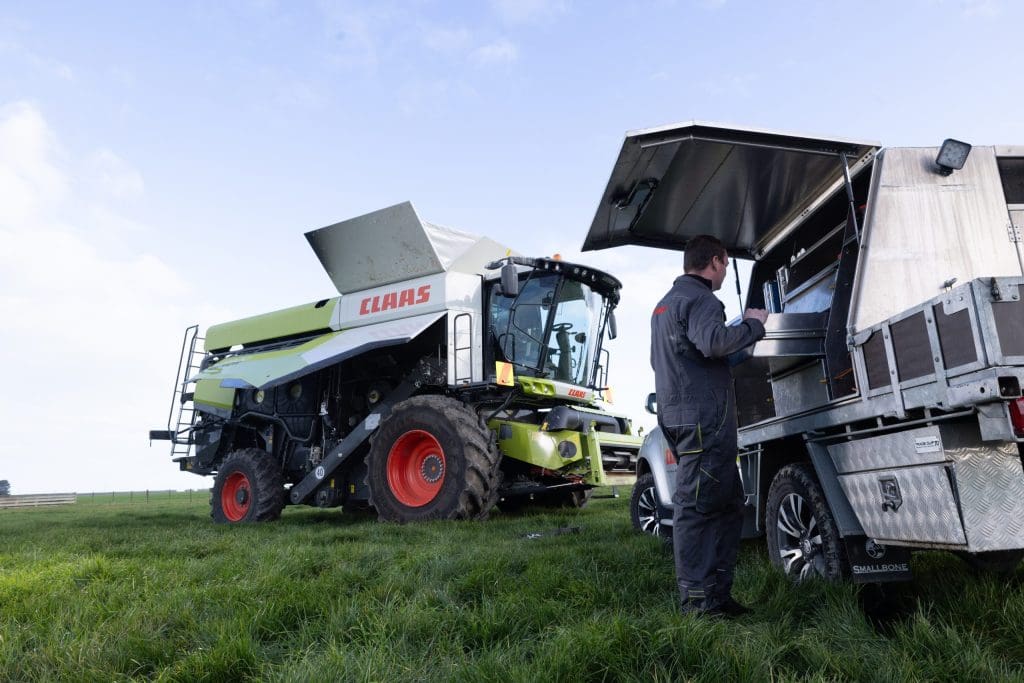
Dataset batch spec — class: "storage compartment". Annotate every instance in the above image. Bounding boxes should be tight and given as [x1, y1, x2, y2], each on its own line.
[832, 421, 1024, 551]
[838, 463, 967, 545]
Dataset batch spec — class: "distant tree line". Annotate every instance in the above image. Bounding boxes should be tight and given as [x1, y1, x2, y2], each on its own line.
[0, 480, 9, 496]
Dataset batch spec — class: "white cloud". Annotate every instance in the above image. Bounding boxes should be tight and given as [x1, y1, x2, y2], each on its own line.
[0, 102, 67, 225]
[490, 0, 569, 24]
[0, 38, 74, 81]
[0, 101, 221, 494]
[473, 38, 519, 65]
[88, 149, 145, 199]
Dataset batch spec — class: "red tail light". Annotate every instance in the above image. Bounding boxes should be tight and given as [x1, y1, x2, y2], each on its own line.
[665, 448, 677, 466]
[1010, 398, 1024, 438]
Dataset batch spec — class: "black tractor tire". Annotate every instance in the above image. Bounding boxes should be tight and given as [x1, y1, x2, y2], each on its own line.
[630, 473, 666, 538]
[766, 463, 848, 582]
[367, 395, 502, 522]
[957, 549, 1024, 575]
[211, 448, 286, 523]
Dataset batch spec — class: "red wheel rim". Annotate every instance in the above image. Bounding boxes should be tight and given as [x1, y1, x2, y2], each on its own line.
[386, 429, 446, 507]
[221, 471, 252, 521]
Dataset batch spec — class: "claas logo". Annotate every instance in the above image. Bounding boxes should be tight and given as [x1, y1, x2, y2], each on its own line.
[567, 388, 587, 399]
[360, 285, 431, 315]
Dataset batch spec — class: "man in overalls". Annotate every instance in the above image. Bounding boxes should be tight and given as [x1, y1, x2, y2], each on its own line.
[650, 235, 768, 617]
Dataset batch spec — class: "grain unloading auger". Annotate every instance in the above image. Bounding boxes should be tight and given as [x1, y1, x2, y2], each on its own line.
[151, 202, 641, 522]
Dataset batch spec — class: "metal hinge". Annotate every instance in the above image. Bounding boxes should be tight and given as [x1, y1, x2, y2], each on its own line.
[1009, 222, 1022, 243]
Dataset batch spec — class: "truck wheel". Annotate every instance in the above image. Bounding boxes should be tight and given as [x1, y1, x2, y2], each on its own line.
[367, 395, 501, 522]
[630, 473, 662, 538]
[766, 463, 847, 582]
[210, 448, 285, 523]
[957, 549, 1024, 575]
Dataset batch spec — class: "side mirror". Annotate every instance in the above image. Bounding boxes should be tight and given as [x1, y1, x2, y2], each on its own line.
[645, 392, 657, 415]
[500, 263, 519, 298]
[607, 311, 618, 340]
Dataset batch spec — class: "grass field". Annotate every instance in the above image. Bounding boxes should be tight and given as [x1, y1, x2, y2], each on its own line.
[3, 490, 1024, 682]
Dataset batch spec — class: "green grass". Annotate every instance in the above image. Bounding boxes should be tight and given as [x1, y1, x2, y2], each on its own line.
[3, 491, 1024, 682]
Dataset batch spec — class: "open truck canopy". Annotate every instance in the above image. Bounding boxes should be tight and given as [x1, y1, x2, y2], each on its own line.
[581, 121, 879, 258]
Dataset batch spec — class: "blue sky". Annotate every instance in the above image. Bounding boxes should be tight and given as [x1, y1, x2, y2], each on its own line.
[1, 0, 1021, 493]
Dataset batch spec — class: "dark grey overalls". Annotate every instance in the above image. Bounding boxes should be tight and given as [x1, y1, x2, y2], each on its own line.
[650, 274, 765, 611]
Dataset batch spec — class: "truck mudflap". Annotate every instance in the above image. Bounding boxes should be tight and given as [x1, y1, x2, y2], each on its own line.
[844, 537, 913, 583]
[191, 311, 445, 391]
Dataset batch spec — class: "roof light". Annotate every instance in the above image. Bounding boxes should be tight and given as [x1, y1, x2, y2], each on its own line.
[936, 138, 971, 176]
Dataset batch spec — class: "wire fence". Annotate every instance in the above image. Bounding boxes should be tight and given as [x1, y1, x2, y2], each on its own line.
[75, 490, 207, 505]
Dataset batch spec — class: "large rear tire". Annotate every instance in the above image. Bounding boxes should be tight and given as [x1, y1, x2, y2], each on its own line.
[211, 448, 286, 523]
[367, 395, 501, 522]
[766, 463, 847, 582]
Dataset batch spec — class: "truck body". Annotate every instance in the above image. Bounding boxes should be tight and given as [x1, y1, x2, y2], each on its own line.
[153, 202, 641, 522]
[586, 121, 1024, 581]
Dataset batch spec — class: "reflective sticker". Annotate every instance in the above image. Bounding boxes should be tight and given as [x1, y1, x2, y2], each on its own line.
[496, 361, 515, 387]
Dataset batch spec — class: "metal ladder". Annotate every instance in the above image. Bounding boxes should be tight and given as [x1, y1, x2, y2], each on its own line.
[165, 324, 205, 460]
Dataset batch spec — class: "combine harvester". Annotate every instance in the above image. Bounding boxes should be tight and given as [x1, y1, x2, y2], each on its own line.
[585, 121, 1024, 581]
[152, 202, 641, 523]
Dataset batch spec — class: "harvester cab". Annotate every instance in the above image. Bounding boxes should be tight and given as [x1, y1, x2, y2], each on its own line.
[152, 201, 641, 523]
[485, 254, 619, 389]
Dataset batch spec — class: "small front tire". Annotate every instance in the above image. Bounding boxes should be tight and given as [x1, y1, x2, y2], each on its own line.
[210, 448, 286, 523]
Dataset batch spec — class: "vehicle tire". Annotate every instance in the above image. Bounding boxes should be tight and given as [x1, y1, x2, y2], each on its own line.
[367, 395, 502, 522]
[957, 549, 1024, 575]
[766, 463, 847, 582]
[210, 448, 286, 523]
[630, 473, 664, 538]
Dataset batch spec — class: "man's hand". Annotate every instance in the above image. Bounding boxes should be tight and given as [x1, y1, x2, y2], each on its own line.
[743, 308, 768, 324]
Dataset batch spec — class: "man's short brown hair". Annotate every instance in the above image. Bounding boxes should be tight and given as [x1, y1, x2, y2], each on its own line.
[683, 234, 727, 272]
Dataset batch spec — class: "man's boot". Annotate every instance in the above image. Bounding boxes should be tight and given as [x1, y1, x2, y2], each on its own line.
[712, 595, 752, 618]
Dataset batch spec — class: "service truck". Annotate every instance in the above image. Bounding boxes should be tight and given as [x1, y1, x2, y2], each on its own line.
[585, 121, 1024, 581]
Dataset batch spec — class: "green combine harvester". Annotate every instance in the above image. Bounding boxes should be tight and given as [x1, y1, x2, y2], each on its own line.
[152, 202, 641, 523]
